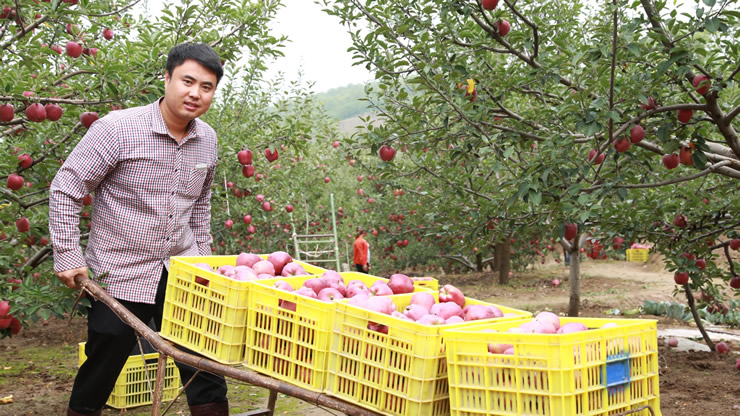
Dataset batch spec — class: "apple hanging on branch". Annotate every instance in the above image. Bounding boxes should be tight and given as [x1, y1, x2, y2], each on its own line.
[378, 145, 396, 162]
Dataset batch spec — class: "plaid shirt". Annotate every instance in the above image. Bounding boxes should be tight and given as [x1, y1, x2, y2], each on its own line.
[49, 100, 218, 304]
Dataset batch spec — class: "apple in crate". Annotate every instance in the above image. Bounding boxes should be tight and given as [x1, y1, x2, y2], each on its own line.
[232, 266, 257, 281]
[252, 260, 275, 276]
[369, 281, 393, 296]
[303, 278, 328, 294]
[409, 292, 435, 313]
[463, 304, 500, 321]
[439, 284, 465, 308]
[535, 311, 560, 330]
[317, 287, 345, 301]
[403, 304, 429, 321]
[236, 252, 262, 268]
[388, 273, 414, 294]
[281, 262, 308, 277]
[267, 251, 293, 275]
[416, 315, 445, 325]
[431, 302, 463, 320]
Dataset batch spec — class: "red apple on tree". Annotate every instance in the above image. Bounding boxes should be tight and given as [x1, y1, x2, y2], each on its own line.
[242, 164, 255, 178]
[495, 19, 511, 36]
[0, 103, 14, 122]
[80, 112, 99, 128]
[285, 204, 293, 213]
[639, 96, 658, 111]
[564, 223, 577, 240]
[674, 271, 689, 285]
[25, 103, 46, 122]
[630, 124, 645, 143]
[332, 141, 339, 148]
[17, 154, 32, 169]
[264, 148, 279, 162]
[587, 149, 604, 164]
[730, 275, 740, 289]
[679, 146, 693, 166]
[7, 173, 24, 191]
[65, 41, 82, 58]
[102, 28, 114, 40]
[677, 109, 693, 123]
[44, 103, 63, 121]
[262, 201, 272, 212]
[695, 259, 706, 270]
[481, 0, 499, 10]
[225, 219, 233, 228]
[16, 217, 30, 233]
[673, 214, 687, 228]
[614, 137, 631, 153]
[730, 239, 740, 250]
[324, 177, 330, 183]
[662, 153, 679, 169]
[243, 214, 252, 224]
[692, 74, 710, 95]
[379, 145, 396, 162]
[237, 149, 253, 165]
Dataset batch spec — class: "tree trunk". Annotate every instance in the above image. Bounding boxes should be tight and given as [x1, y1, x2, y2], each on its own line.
[684, 284, 715, 351]
[493, 242, 502, 284]
[476, 252, 483, 272]
[568, 246, 580, 317]
[498, 240, 511, 285]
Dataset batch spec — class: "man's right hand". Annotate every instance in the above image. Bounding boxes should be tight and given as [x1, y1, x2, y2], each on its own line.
[56, 267, 88, 289]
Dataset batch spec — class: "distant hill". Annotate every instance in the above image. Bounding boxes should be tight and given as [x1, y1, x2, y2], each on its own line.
[315, 83, 373, 121]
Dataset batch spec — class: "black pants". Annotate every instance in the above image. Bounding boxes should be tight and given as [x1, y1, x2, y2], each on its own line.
[355, 263, 369, 273]
[69, 266, 228, 413]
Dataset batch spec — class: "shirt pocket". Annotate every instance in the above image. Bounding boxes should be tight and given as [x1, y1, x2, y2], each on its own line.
[183, 167, 208, 199]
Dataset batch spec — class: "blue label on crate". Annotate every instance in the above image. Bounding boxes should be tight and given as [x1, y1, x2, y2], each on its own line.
[604, 354, 631, 387]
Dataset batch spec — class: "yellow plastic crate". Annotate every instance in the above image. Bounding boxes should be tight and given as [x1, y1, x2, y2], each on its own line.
[626, 249, 649, 262]
[78, 342, 181, 409]
[411, 276, 439, 291]
[244, 272, 432, 392]
[325, 293, 531, 416]
[161, 255, 325, 364]
[443, 318, 661, 416]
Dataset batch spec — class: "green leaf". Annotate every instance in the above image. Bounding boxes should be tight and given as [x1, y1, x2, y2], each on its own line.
[705, 17, 719, 33]
[702, 0, 716, 7]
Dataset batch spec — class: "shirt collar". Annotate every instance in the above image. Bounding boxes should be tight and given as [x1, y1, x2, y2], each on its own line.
[151, 98, 202, 142]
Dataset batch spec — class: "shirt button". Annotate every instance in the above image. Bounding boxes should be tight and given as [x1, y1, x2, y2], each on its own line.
[174, 168, 178, 172]
[166, 237, 170, 241]
[169, 214, 173, 218]
[171, 191, 175, 195]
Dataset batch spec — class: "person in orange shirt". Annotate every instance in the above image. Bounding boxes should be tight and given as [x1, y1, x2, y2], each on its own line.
[353, 230, 370, 273]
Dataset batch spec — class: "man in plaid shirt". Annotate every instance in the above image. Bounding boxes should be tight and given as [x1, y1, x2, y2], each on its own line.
[50, 43, 229, 416]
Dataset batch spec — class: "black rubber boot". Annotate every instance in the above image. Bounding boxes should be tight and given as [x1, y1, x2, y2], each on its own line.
[189, 400, 229, 416]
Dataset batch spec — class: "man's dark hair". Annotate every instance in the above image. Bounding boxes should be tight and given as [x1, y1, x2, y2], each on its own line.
[166, 43, 224, 84]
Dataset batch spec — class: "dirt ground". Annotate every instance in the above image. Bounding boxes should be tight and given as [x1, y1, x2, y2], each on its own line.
[1, 257, 739, 415]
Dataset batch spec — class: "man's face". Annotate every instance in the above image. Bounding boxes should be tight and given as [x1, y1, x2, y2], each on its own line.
[163, 59, 217, 123]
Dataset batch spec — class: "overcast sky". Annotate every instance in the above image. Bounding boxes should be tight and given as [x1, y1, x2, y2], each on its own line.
[264, 1, 373, 93]
[139, 0, 372, 93]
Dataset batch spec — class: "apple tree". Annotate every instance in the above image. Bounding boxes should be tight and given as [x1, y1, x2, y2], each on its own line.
[322, 0, 740, 323]
[0, 0, 294, 336]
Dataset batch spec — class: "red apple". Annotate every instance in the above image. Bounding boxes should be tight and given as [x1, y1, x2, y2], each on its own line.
[0, 300, 9, 317]
[730, 276, 740, 289]
[25, 103, 46, 122]
[662, 153, 679, 169]
[45, 103, 63, 121]
[267, 251, 292, 275]
[80, 112, 99, 128]
[237, 149, 253, 165]
[264, 148, 278, 162]
[0, 104, 14, 122]
[640, 96, 658, 111]
[243, 214, 252, 224]
[102, 28, 114, 40]
[225, 219, 233, 228]
[667, 338, 679, 347]
[439, 284, 465, 308]
[630, 125, 645, 143]
[673, 214, 687, 228]
[65, 41, 82, 58]
[614, 137, 631, 153]
[255, 194, 265, 203]
[481, 0, 499, 10]
[324, 177, 330, 183]
[679, 146, 693, 166]
[674, 271, 689, 285]
[587, 149, 604, 164]
[15, 217, 30, 233]
[692, 74, 710, 95]
[695, 259, 706, 270]
[7, 173, 24, 191]
[247, 225, 256, 234]
[285, 204, 293, 213]
[262, 201, 272, 211]
[730, 239, 740, 250]
[242, 164, 255, 178]
[332, 141, 339, 148]
[379, 145, 396, 162]
[388, 273, 414, 294]
[564, 223, 577, 240]
[431, 302, 464, 320]
[496, 19, 511, 36]
[716, 341, 730, 354]
[677, 109, 693, 123]
[17, 154, 32, 169]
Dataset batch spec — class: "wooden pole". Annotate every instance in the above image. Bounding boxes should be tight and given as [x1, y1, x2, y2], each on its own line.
[74, 275, 383, 416]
